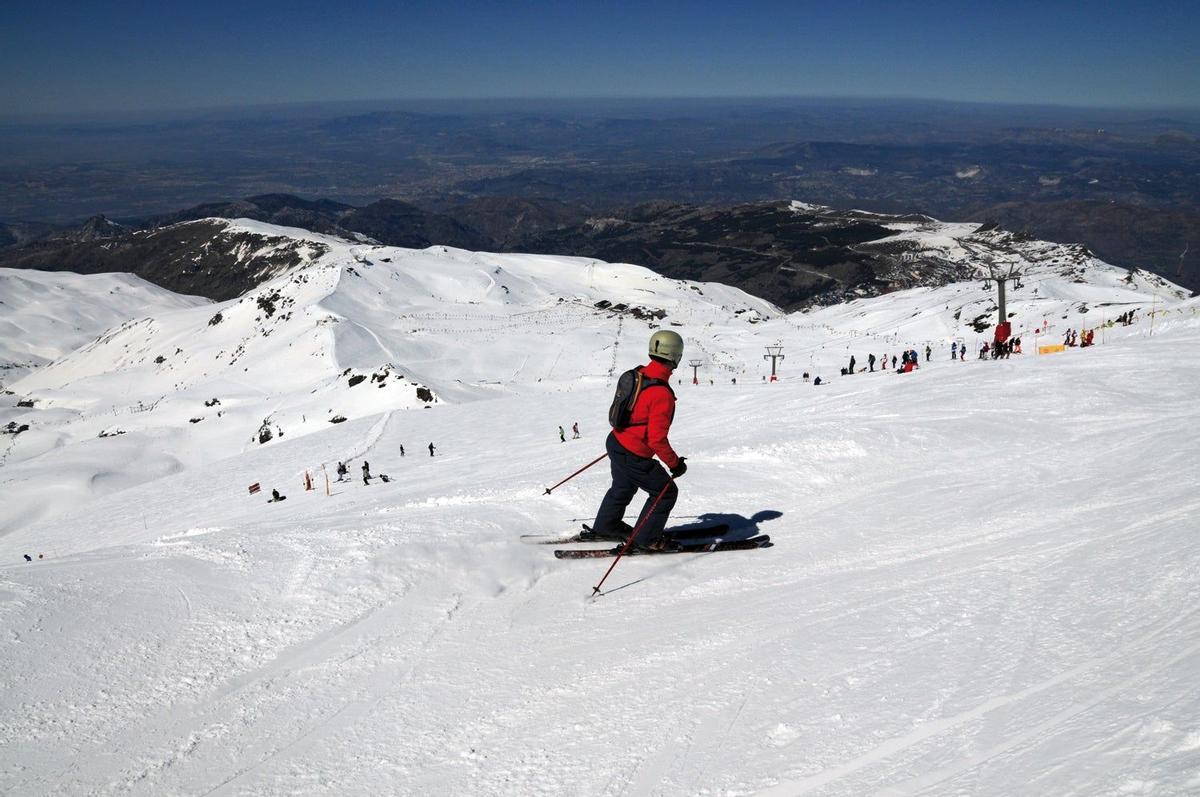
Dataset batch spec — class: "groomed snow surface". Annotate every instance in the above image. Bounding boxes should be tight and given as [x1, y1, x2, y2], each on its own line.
[2, 325, 1198, 795]
[2, 220, 1200, 795]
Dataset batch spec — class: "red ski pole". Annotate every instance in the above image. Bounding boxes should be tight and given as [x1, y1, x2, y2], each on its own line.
[591, 478, 674, 597]
[544, 453, 608, 495]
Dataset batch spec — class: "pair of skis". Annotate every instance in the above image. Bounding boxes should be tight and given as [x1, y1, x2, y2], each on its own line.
[522, 524, 772, 559]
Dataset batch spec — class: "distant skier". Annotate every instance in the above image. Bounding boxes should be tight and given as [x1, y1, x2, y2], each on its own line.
[428, 442, 436, 457]
[588, 330, 687, 552]
[362, 461, 372, 485]
[848, 355, 856, 374]
[959, 345, 966, 361]
[559, 425, 566, 443]
[891, 355, 898, 369]
[868, 353, 876, 372]
[269, 488, 287, 503]
[335, 461, 349, 482]
[400, 444, 405, 457]
[980, 342, 989, 359]
[813, 376, 823, 386]
[951, 341, 957, 359]
[572, 422, 580, 439]
[925, 345, 931, 361]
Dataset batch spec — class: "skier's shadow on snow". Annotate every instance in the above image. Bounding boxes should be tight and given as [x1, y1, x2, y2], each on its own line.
[669, 509, 782, 541]
[597, 510, 781, 598]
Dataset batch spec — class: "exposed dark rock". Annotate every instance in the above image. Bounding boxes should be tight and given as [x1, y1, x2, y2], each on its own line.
[0, 220, 326, 301]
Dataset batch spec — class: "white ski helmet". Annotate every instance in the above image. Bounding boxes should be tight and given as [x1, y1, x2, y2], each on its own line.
[648, 329, 684, 368]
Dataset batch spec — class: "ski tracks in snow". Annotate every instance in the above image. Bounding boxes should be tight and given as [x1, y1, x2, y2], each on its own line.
[759, 607, 1200, 796]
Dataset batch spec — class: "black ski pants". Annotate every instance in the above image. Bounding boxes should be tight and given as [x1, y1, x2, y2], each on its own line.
[593, 432, 678, 546]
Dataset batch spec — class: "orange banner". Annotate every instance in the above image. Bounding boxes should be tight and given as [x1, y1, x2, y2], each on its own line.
[1038, 344, 1066, 355]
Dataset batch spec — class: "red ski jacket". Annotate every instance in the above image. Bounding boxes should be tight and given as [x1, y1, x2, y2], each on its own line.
[613, 360, 681, 469]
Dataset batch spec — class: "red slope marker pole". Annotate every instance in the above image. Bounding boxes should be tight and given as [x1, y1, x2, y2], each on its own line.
[591, 478, 674, 598]
[544, 453, 608, 495]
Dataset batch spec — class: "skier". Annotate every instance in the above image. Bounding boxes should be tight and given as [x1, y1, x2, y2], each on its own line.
[572, 422, 580, 439]
[925, 345, 931, 362]
[335, 461, 349, 482]
[891, 355, 898, 369]
[589, 330, 688, 552]
[428, 442, 436, 457]
[868, 353, 876, 372]
[980, 342, 989, 359]
[848, 355, 856, 374]
[400, 444, 405, 457]
[362, 461, 372, 485]
[269, 488, 287, 503]
[960, 344, 966, 361]
[559, 425, 566, 443]
[951, 341, 958, 360]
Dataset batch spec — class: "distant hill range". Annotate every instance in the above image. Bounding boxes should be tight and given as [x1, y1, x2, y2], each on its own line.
[0, 194, 1193, 307]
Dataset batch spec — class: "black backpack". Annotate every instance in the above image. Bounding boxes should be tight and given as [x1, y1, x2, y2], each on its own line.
[608, 367, 673, 431]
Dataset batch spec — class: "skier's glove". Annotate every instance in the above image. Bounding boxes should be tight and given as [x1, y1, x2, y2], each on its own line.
[670, 457, 688, 479]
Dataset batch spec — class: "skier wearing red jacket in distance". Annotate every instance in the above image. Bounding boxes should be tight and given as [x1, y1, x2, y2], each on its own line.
[589, 331, 688, 552]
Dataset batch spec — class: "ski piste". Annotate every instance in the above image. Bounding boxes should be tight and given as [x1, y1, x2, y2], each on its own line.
[554, 534, 771, 559]
[522, 523, 730, 545]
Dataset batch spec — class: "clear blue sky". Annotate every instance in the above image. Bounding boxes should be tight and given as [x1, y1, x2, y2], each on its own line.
[2, 0, 1197, 115]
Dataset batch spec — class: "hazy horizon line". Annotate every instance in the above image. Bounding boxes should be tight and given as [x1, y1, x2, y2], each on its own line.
[4, 93, 1200, 126]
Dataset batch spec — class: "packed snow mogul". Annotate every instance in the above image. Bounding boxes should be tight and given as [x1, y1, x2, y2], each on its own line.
[589, 330, 688, 552]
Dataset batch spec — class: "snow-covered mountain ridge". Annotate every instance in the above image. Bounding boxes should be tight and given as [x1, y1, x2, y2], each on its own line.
[1, 215, 1193, 539]
[0, 218, 778, 534]
[0, 267, 207, 385]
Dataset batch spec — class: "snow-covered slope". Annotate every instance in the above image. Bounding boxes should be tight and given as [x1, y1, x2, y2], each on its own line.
[0, 220, 776, 534]
[0, 267, 206, 386]
[1, 215, 1199, 794]
[1, 216, 1192, 539]
[1, 306, 1198, 795]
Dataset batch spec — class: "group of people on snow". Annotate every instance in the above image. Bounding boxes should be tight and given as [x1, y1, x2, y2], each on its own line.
[558, 422, 581, 442]
[845, 349, 925, 376]
[982, 338, 1021, 359]
[1064, 328, 1095, 348]
[329, 443, 439, 488]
